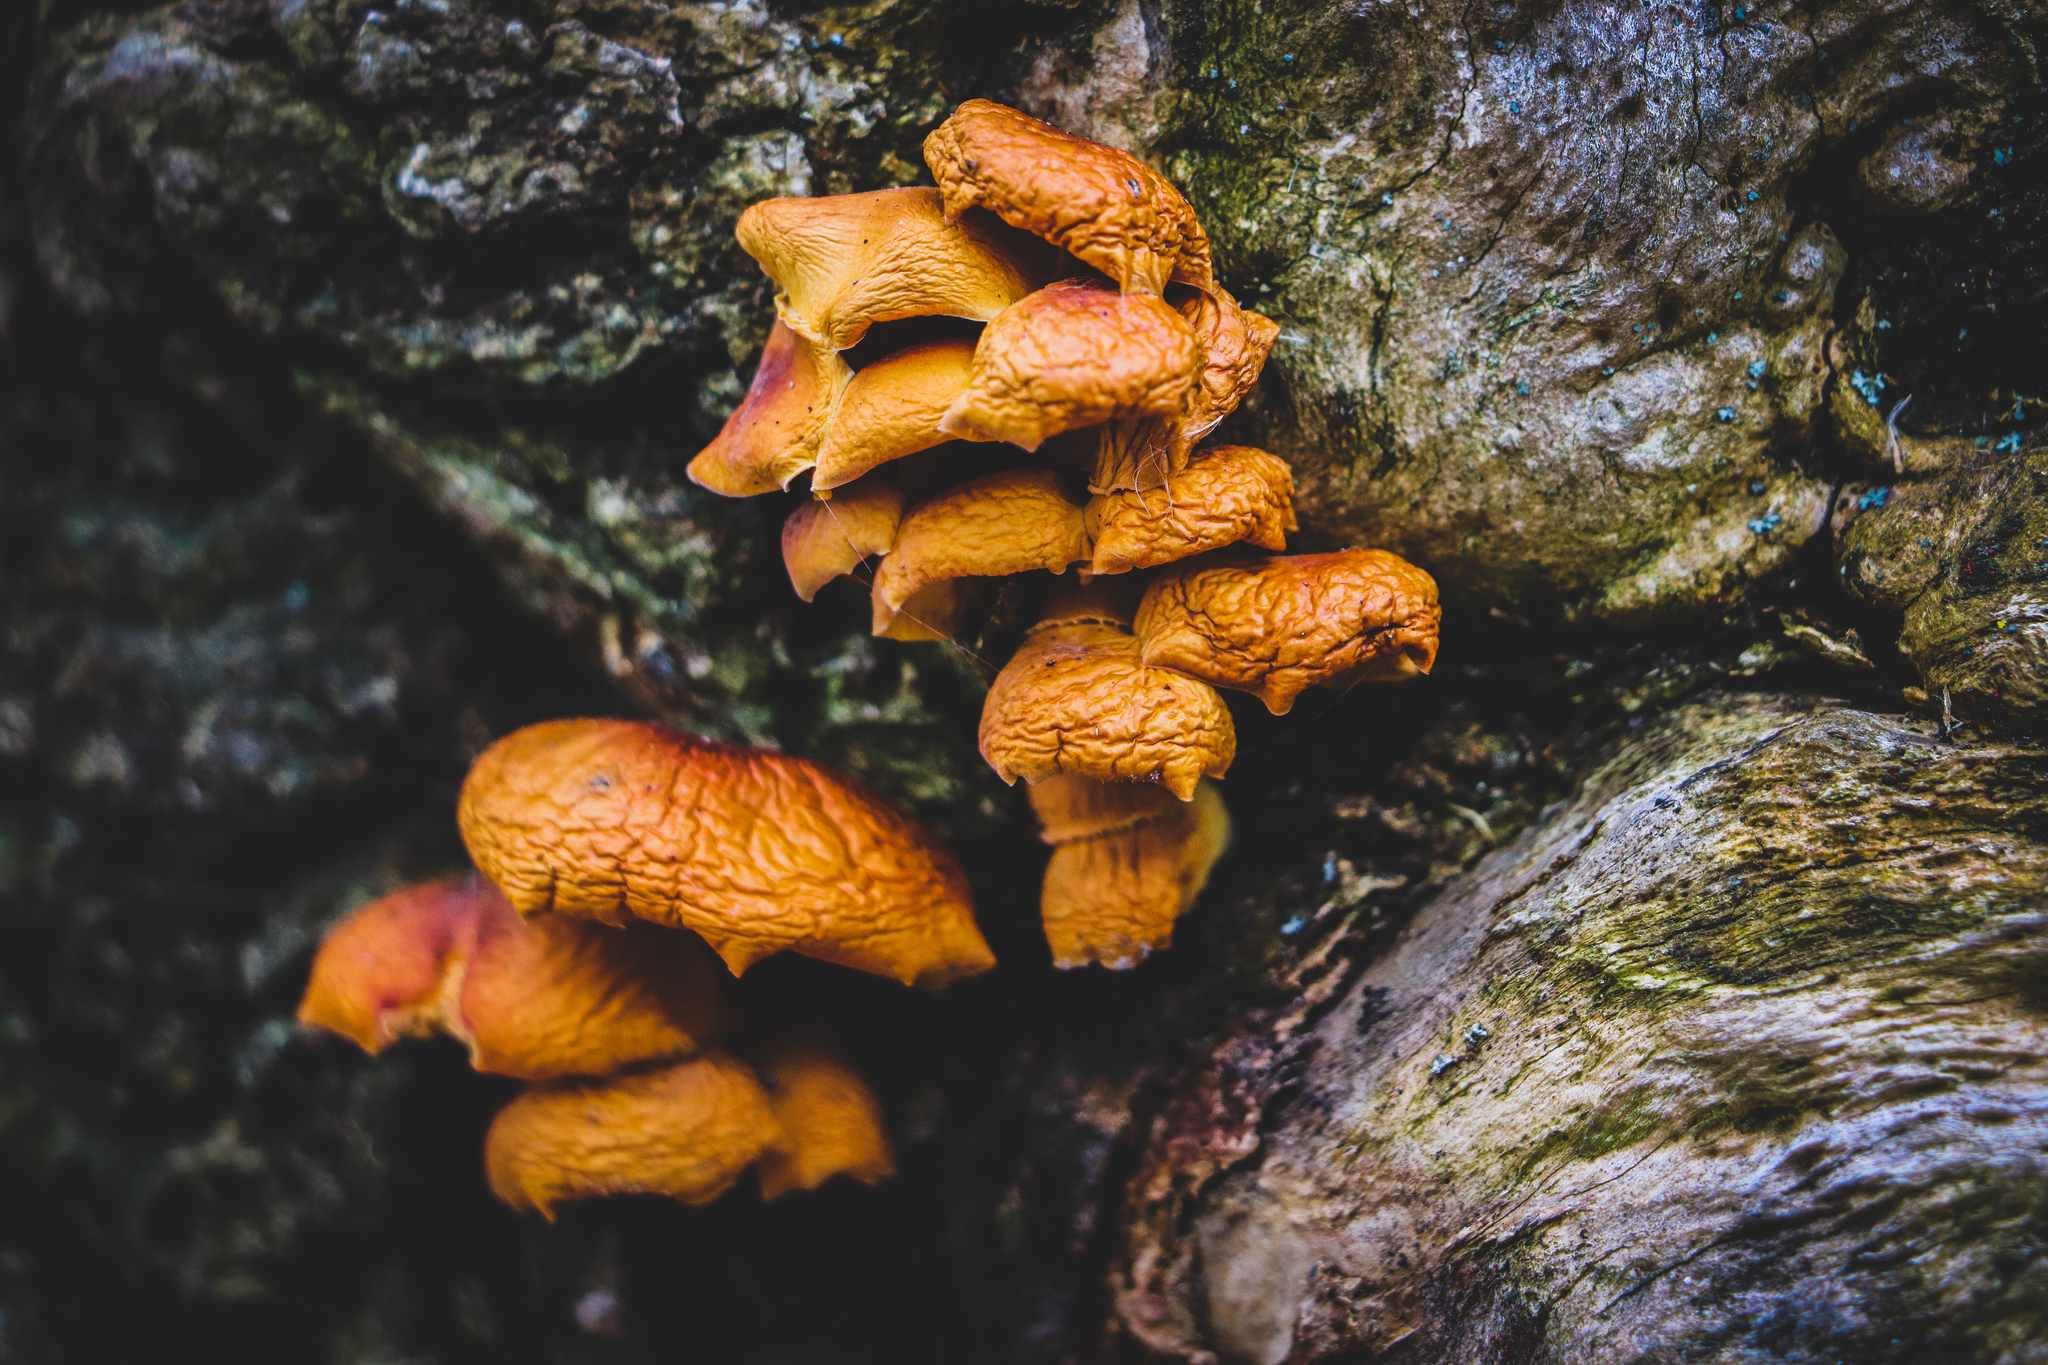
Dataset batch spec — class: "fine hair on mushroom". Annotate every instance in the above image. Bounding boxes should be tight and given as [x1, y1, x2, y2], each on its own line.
[690, 99, 1443, 969]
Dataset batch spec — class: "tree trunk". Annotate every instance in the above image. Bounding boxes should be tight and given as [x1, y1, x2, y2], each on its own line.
[2, 0, 2043, 1360]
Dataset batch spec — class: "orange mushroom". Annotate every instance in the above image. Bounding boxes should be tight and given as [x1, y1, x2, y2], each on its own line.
[1135, 550, 1442, 715]
[688, 319, 850, 498]
[978, 583, 1235, 800]
[938, 279, 1201, 452]
[923, 99, 1215, 295]
[457, 719, 997, 988]
[297, 877, 730, 1080]
[689, 188, 1057, 498]
[1084, 444, 1296, 575]
[811, 338, 990, 490]
[748, 1028, 898, 1199]
[782, 476, 906, 602]
[485, 1050, 783, 1218]
[870, 468, 1090, 639]
[1029, 774, 1232, 969]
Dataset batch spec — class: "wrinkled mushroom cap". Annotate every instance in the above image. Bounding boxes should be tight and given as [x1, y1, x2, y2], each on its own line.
[297, 878, 731, 1080]
[1135, 550, 1442, 715]
[688, 319, 850, 498]
[782, 477, 905, 602]
[1032, 777, 1231, 969]
[938, 279, 1199, 452]
[923, 100, 1214, 295]
[458, 719, 996, 988]
[979, 602, 1235, 801]
[738, 187, 1058, 349]
[871, 468, 1089, 639]
[749, 1030, 898, 1200]
[1085, 444, 1296, 575]
[485, 1051, 782, 1218]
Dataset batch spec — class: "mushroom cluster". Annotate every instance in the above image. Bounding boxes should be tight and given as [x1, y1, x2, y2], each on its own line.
[299, 717, 993, 1214]
[691, 100, 1442, 968]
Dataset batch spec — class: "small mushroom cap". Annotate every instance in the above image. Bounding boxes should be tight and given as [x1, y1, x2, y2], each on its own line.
[938, 279, 1199, 452]
[812, 339, 989, 491]
[923, 100, 1215, 295]
[1033, 778, 1231, 970]
[1135, 550, 1442, 715]
[749, 1029, 898, 1200]
[737, 188, 1057, 349]
[297, 877, 732, 1081]
[1085, 444, 1297, 575]
[459, 719, 997, 988]
[979, 613, 1235, 801]
[872, 468, 1089, 638]
[688, 319, 851, 498]
[485, 1051, 782, 1218]
[782, 478, 906, 602]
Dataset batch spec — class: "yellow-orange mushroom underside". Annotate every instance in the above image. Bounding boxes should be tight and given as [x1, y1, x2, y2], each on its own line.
[749, 1031, 897, 1200]
[1135, 550, 1443, 715]
[738, 187, 1058, 349]
[458, 719, 996, 988]
[1085, 444, 1296, 575]
[871, 467, 1088, 638]
[485, 1051, 781, 1218]
[297, 877, 730, 1081]
[979, 620, 1234, 801]
[939, 279, 1199, 452]
[812, 338, 988, 491]
[1028, 775, 1232, 970]
[923, 99, 1215, 296]
[782, 477, 905, 602]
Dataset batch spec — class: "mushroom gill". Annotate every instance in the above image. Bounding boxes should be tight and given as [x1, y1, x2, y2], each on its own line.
[923, 99, 1215, 295]
[1135, 550, 1443, 715]
[457, 719, 996, 988]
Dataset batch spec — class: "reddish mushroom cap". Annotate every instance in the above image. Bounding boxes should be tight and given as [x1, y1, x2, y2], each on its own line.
[296, 877, 732, 1081]
[748, 1028, 898, 1200]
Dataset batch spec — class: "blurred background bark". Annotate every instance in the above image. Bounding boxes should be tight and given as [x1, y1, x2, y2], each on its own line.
[1, 0, 2044, 1361]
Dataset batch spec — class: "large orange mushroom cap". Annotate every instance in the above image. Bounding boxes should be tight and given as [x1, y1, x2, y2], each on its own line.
[782, 477, 905, 602]
[297, 877, 732, 1081]
[1135, 550, 1442, 715]
[688, 319, 851, 498]
[737, 187, 1058, 349]
[938, 279, 1200, 453]
[871, 468, 1089, 639]
[1084, 444, 1297, 575]
[749, 1029, 898, 1200]
[1031, 776, 1232, 969]
[923, 100, 1215, 295]
[458, 719, 997, 988]
[978, 587, 1235, 800]
[484, 1050, 782, 1218]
